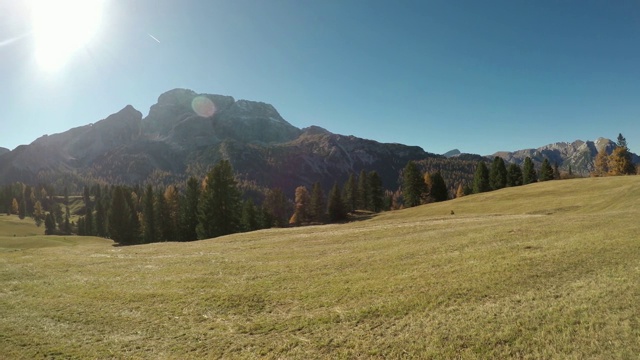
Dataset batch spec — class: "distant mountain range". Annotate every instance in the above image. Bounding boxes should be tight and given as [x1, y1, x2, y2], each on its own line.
[0, 88, 636, 195]
[0, 89, 437, 194]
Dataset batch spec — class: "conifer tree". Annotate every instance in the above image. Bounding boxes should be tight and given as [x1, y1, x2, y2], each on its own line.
[196, 160, 242, 239]
[63, 187, 71, 234]
[179, 177, 200, 241]
[593, 150, 609, 176]
[539, 158, 554, 181]
[506, 163, 523, 187]
[11, 198, 18, 215]
[84, 208, 94, 235]
[44, 213, 56, 235]
[310, 182, 326, 223]
[164, 185, 180, 241]
[403, 161, 426, 207]
[522, 157, 537, 184]
[473, 162, 490, 193]
[429, 172, 449, 202]
[489, 157, 507, 190]
[240, 199, 259, 232]
[94, 197, 106, 237]
[455, 184, 465, 198]
[263, 188, 289, 227]
[33, 200, 44, 227]
[368, 171, 384, 212]
[109, 186, 133, 245]
[156, 190, 171, 241]
[327, 183, 347, 222]
[19, 197, 26, 219]
[142, 185, 156, 243]
[553, 161, 561, 180]
[342, 173, 357, 213]
[608, 147, 635, 175]
[356, 169, 370, 210]
[291, 186, 311, 225]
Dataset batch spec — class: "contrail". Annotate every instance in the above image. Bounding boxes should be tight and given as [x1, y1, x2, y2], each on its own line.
[0, 32, 30, 48]
[148, 33, 161, 43]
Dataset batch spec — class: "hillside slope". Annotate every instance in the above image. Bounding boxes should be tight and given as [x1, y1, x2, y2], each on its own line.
[1, 177, 640, 358]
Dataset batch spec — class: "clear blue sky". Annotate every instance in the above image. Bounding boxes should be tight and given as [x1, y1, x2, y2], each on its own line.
[1, 0, 639, 155]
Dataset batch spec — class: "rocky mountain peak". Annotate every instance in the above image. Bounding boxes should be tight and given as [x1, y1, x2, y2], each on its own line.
[0, 147, 9, 156]
[443, 149, 461, 158]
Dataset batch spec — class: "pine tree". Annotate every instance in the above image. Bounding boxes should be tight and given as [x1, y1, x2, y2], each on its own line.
[539, 158, 554, 181]
[327, 183, 347, 222]
[553, 161, 561, 180]
[506, 163, 523, 187]
[291, 186, 311, 225]
[109, 186, 133, 245]
[241, 199, 259, 232]
[368, 171, 384, 212]
[342, 173, 357, 213]
[44, 213, 56, 235]
[356, 169, 370, 210]
[179, 177, 200, 241]
[522, 157, 537, 184]
[164, 185, 180, 241]
[63, 187, 71, 234]
[617, 133, 627, 148]
[19, 197, 26, 219]
[156, 190, 171, 241]
[196, 160, 242, 239]
[489, 157, 507, 190]
[473, 162, 490, 193]
[84, 208, 94, 235]
[310, 182, 326, 223]
[142, 185, 156, 243]
[403, 161, 426, 207]
[429, 172, 449, 202]
[94, 197, 106, 237]
[263, 188, 289, 227]
[125, 190, 141, 244]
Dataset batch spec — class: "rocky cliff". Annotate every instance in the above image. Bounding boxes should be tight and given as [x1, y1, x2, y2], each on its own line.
[0, 89, 438, 195]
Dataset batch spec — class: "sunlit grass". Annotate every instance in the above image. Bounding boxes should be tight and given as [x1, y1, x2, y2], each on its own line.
[1, 177, 639, 358]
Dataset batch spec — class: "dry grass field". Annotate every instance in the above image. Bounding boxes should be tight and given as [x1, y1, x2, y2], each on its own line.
[1, 176, 639, 358]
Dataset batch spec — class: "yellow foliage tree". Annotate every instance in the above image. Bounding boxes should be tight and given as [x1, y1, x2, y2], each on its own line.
[608, 147, 636, 175]
[593, 150, 609, 177]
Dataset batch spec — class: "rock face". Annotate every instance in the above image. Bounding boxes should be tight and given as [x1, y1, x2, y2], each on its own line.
[0, 89, 438, 194]
[492, 138, 639, 175]
[0, 147, 8, 156]
[443, 149, 461, 158]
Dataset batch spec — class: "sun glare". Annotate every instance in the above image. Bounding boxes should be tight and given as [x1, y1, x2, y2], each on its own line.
[30, 0, 104, 71]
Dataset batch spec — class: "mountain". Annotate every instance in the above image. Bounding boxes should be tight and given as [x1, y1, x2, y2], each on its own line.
[492, 138, 639, 175]
[0, 89, 439, 195]
[443, 149, 461, 158]
[0, 147, 8, 156]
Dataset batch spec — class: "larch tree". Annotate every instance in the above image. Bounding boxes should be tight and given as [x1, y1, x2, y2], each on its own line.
[608, 147, 635, 175]
[291, 185, 311, 225]
[455, 183, 465, 198]
[263, 188, 289, 227]
[593, 150, 609, 176]
[33, 200, 44, 227]
[11, 198, 18, 215]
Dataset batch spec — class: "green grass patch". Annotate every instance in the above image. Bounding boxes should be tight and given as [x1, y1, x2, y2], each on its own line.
[1, 177, 640, 358]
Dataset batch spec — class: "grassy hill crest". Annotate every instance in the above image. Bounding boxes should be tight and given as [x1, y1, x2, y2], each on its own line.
[1, 176, 639, 358]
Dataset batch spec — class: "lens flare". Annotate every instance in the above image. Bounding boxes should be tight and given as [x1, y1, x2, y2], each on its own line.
[191, 96, 216, 117]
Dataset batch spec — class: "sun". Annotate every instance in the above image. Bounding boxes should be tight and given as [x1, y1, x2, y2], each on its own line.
[30, 0, 105, 71]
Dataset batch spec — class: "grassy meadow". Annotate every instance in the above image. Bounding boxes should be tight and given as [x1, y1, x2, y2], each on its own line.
[1, 176, 640, 358]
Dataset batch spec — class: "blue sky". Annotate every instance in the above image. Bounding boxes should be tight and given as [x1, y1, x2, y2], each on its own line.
[1, 0, 639, 155]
